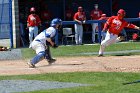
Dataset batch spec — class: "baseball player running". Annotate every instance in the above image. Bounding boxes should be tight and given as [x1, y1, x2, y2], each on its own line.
[98, 9, 140, 57]
[27, 7, 41, 45]
[27, 18, 62, 68]
[73, 6, 86, 45]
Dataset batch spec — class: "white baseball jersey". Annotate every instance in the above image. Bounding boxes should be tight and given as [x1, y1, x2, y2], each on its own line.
[33, 27, 56, 45]
[30, 27, 56, 54]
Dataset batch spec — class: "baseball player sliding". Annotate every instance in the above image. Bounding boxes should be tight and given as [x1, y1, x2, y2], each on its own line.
[98, 9, 140, 57]
[27, 18, 62, 68]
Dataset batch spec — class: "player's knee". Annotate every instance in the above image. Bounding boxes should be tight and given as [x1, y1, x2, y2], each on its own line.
[38, 51, 46, 60]
[101, 42, 107, 47]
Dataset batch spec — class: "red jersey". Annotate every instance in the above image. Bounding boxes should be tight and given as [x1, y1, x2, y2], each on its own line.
[90, 9, 102, 20]
[73, 12, 86, 21]
[27, 14, 41, 27]
[104, 16, 136, 35]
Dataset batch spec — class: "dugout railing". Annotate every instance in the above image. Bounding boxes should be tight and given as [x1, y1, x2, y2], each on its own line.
[61, 18, 140, 44]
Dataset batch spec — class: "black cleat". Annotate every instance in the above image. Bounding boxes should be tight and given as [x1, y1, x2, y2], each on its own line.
[47, 58, 56, 65]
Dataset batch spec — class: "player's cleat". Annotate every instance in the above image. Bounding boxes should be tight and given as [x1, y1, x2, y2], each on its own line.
[47, 58, 56, 65]
[98, 54, 104, 57]
[27, 61, 35, 68]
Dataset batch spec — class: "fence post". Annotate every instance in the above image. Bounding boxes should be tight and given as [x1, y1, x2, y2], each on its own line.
[98, 21, 102, 43]
[9, 0, 13, 48]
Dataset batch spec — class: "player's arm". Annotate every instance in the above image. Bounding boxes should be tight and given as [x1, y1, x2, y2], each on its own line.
[46, 38, 54, 46]
[102, 17, 113, 31]
[125, 22, 140, 30]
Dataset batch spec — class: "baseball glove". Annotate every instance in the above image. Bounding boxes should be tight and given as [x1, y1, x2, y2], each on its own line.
[118, 36, 125, 41]
[118, 33, 125, 41]
[52, 44, 58, 48]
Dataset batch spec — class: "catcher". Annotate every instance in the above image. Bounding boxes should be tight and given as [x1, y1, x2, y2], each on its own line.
[27, 18, 62, 68]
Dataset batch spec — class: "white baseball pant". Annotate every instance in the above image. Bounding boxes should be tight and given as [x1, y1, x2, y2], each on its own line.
[29, 26, 38, 44]
[92, 23, 98, 43]
[99, 31, 120, 55]
[30, 41, 45, 54]
[74, 24, 83, 44]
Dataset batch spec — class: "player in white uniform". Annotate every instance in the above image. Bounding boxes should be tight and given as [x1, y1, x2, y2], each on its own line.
[27, 18, 62, 68]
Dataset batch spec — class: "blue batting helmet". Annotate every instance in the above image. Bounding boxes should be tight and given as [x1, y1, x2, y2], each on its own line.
[50, 18, 62, 27]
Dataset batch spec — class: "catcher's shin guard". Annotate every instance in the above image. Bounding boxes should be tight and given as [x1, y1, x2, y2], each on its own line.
[31, 51, 45, 64]
[45, 45, 52, 59]
[45, 45, 56, 64]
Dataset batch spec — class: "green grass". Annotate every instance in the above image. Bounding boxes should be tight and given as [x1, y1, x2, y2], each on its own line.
[21, 42, 140, 59]
[1, 72, 140, 93]
[2, 42, 140, 93]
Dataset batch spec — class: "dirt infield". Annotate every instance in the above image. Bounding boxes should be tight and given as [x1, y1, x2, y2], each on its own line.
[0, 55, 140, 75]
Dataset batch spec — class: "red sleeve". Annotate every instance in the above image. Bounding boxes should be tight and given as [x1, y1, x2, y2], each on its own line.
[106, 16, 114, 25]
[103, 16, 113, 31]
[73, 13, 78, 20]
[125, 22, 136, 29]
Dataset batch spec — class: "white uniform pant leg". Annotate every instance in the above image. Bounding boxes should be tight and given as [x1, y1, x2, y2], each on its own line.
[99, 31, 118, 55]
[29, 26, 38, 44]
[29, 27, 34, 44]
[31, 41, 46, 54]
[75, 24, 83, 44]
[92, 23, 98, 43]
[79, 25, 83, 44]
[74, 24, 78, 44]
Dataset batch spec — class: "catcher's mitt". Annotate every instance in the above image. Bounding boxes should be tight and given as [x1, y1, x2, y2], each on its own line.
[52, 44, 58, 48]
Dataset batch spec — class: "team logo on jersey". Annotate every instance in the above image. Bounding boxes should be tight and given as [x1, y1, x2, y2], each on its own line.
[113, 19, 122, 26]
[112, 19, 122, 29]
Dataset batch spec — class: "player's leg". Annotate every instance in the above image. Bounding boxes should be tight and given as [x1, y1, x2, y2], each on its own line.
[75, 24, 79, 44]
[45, 45, 56, 64]
[28, 42, 46, 68]
[29, 27, 34, 44]
[92, 23, 97, 43]
[79, 25, 83, 45]
[98, 32, 118, 56]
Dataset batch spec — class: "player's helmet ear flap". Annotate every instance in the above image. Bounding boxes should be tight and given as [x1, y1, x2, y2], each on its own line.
[30, 7, 36, 12]
[117, 9, 126, 16]
[50, 18, 62, 27]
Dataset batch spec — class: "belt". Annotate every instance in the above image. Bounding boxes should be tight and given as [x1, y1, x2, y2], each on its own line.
[35, 39, 41, 42]
[35, 39, 46, 47]
[108, 31, 117, 36]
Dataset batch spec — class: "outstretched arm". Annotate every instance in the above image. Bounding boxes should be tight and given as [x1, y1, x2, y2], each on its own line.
[126, 23, 140, 30]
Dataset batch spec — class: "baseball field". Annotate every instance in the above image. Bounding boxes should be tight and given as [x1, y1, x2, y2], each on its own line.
[0, 42, 140, 93]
